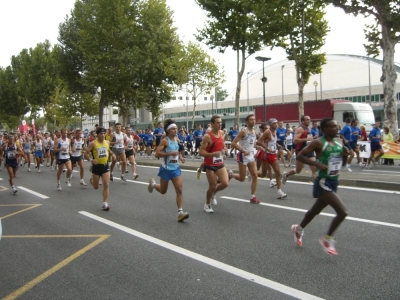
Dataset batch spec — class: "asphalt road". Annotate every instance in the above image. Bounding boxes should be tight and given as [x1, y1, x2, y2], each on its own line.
[0, 162, 399, 300]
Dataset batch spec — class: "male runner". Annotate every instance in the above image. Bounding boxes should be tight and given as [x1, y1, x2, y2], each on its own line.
[363, 120, 384, 169]
[230, 114, 261, 203]
[54, 128, 73, 190]
[282, 115, 316, 184]
[193, 124, 204, 158]
[70, 129, 87, 186]
[228, 125, 239, 158]
[291, 118, 348, 255]
[1, 134, 22, 194]
[33, 133, 44, 172]
[109, 123, 127, 181]
[125, 127, 139, 179]
[148, 119, 189, 222]
[256, 118, 287, 199]
[276, 121, 289, 168]
[199, 115, 230, 213]
[153, 122, 164, 148]
[85, 127, 116, 211]
[339, 117, 355, 172]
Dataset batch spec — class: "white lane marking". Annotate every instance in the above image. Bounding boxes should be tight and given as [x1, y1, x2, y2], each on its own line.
[79, 211, 323, 300]
[17, 186, 49, 199]
[0, 178, 3, 180]
[220, 196, 400, 229]
[113, 177, 147, 185]
[361, 170, 400, 175]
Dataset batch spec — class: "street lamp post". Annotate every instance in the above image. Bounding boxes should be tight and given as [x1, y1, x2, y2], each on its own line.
[313, 81, 318, 101]
[211, 94, 214, 116]
[247, 71, 251, 113]
[281, 65, 285, 103]
[368, 56, 372, 104]
[186, 84, 189, 129]
[255, 56, 271, 123]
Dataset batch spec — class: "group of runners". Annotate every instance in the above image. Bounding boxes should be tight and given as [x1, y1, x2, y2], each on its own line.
[3, 113, 385, 256]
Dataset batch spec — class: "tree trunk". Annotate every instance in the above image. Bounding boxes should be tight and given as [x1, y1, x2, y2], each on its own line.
[235, 49, 246, 127]
[381, 27, 398, 139]
[191, 99, 196, 129]
[99, 90, 104, 127]
[297, 78, 305, 121]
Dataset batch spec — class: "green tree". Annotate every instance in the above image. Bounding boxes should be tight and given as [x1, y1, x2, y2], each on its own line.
[256, 0, 328, 120]
[196, 0, 265, 127]
[179, 42, 225, 128]
[331, 0, 400, 138]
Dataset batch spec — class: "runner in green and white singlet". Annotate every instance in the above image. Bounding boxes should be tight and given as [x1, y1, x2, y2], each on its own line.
[290, 118, 349, 256]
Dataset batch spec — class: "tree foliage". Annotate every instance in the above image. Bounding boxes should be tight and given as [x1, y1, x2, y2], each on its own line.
[331, 0, 400, 138]
[195, 0, 267, 126]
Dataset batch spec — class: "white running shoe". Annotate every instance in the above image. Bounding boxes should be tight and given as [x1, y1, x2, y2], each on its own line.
[204, 203, 214, 213]
[37, 169, 41, 173]
[177, 211, 189, 222]
[277, 190, 287, 199]
[270, 179, 277, 188]
[133, 173, 139, 179]
[366, 164, 372, 169]
[80, 179, 87, 186]
[282, 172, 288, 185]
[28, 168, 31, 172]
[211, 193, 217, 205]
[12, 186, 18, 194]
[228, 170, 233, 181]
[121, 174, 127, 182]
[57, 183, 62, 191]
[67, 181, 71, 187]
[359, 162, 364, 167]
[246, 170, 251, 182]
[148, 178, 155, 193]
[102, 202, 110, 211]
[346, 165, 352, 172]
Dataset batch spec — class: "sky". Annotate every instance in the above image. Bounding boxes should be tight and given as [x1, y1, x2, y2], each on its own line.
[1, 0, 399, 94]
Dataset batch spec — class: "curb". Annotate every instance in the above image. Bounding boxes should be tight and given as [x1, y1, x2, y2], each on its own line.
[136, 161, 400, 192]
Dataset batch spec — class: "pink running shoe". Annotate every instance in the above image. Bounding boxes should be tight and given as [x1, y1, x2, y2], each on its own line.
[250, 196, 260, 204]
[291, 224, 303, 246]
[319, 236, 338, 256]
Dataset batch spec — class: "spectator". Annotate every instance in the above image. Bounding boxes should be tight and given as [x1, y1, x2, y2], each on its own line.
[382, 126, 394, 165]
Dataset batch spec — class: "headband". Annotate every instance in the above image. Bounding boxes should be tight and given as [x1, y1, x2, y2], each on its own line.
[96, 128, 107, 134]
[166, 123, 177, 131]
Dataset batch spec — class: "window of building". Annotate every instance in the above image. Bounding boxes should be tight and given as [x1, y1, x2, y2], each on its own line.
[204, 97, 207, 101]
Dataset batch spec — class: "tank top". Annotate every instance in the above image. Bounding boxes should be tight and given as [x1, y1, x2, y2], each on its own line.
[161, 137, 179, 171]
[238, 129, 256, 153]
[267, 130, 278, 154]
[92, 139, 109, 164]
[24, 141, 31, 153]
[58, 138, 70, 159]
[5, 143, 17, 161]
[44, 138, 51, 149]
[317, 137, 343, 179]
[126, 135, 134, 150]
[296, 125, 312, 153]
[113, 132, 124, 149]
[286, 134, 293, 146]
[204, 130, 225, 167]
[71, 138, 84, 157]
[35, 140, 43, 152]
[49, 139, 54, 151]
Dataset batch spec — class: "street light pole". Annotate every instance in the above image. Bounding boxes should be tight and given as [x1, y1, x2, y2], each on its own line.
[186, 84, 189, 129]
[247, 72, 250, 113]
[313, 81, 318, 101]
[255, 56, 271, 123]
[368, 56, 372, 104]
[281, 65, 285, 103]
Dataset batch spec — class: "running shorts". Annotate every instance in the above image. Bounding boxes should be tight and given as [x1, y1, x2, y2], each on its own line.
[204, 164, 225, 172]
[236, 151, 255, 166]
[371, 142, 382, 152]
[57, 158, 70, 165]
[125, 149, 134, 157]
[71, 156, 83, 164]
[195, 140, 202, 149]
[92, 163, 110, 176]
[313, 177, 338, 198]
[34, 151, 43, 157]
[158, 166, 181, 181]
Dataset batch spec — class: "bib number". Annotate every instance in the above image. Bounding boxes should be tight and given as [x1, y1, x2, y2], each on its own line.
[328, 157, 342, 176]
[98, 147, 107, 158]
[168, 155, 178, 164]
[213, 152, 223, 164]
[7, 151, 16, 159]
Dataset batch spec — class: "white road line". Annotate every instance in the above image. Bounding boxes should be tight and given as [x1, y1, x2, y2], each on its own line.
[79, 211, 323, 300]
[113, 177, 147, 185]
[17, 186, 49, 199]
[0, 178, 3, 181]
[220, 196, 400, 229]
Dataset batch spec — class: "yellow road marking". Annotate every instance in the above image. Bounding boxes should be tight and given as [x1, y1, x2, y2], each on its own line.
[2, 234, 110, 300]
[0, 186, 8, 192]
[0, 204, 42, 220]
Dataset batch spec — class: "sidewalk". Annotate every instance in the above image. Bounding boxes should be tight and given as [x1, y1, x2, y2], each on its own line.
[135, 155, 400, 192]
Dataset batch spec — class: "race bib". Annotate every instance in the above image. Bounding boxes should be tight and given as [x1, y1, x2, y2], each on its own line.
[98, 147, 107, 158]
[269, 144, 276, 153]
[7, 151, 16, 159]
[213, 151, 224, 164]
[328, 156, 342, 176]
[36, 144, 42, 151]
[168, 155, 178, 164]
[307, 134, 313, 145]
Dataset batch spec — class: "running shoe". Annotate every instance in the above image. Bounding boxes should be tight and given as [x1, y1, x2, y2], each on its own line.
[133, 173, 139, 179]
[319, 236, 338, 256]
[37, 169, 41, 173]
[282, 172, 288, 185]
[246, 170, 251, 182]
[359, 162, 364, 167]
[177, 211, 189, 222]
[28, 168, 31, 172]
[277, 190, 287, 199]
[67, 181, 71, 187]
[148, 178, 155, 193]
[121, 174, 127, 182]
[80, 180, 87, 186]
[57, 183, 62, 191]
[211, 193, 217, 205]
[196, 168, 202, 180]
[204, 203, 214, 213]
[291, 224, 303, 246]
[102, 202, 110, 211]
[51, 166, 54, 171]
[250, 196, 261, 204]
[12, 186, 18, 194]
[372, 159, 377, 166]
[110, 173, 114, 182]
[228, 170, 233, 181]
[346, 165, 352, 172]
[365, 164, 372, 169]
[270, 179, 277, 188]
